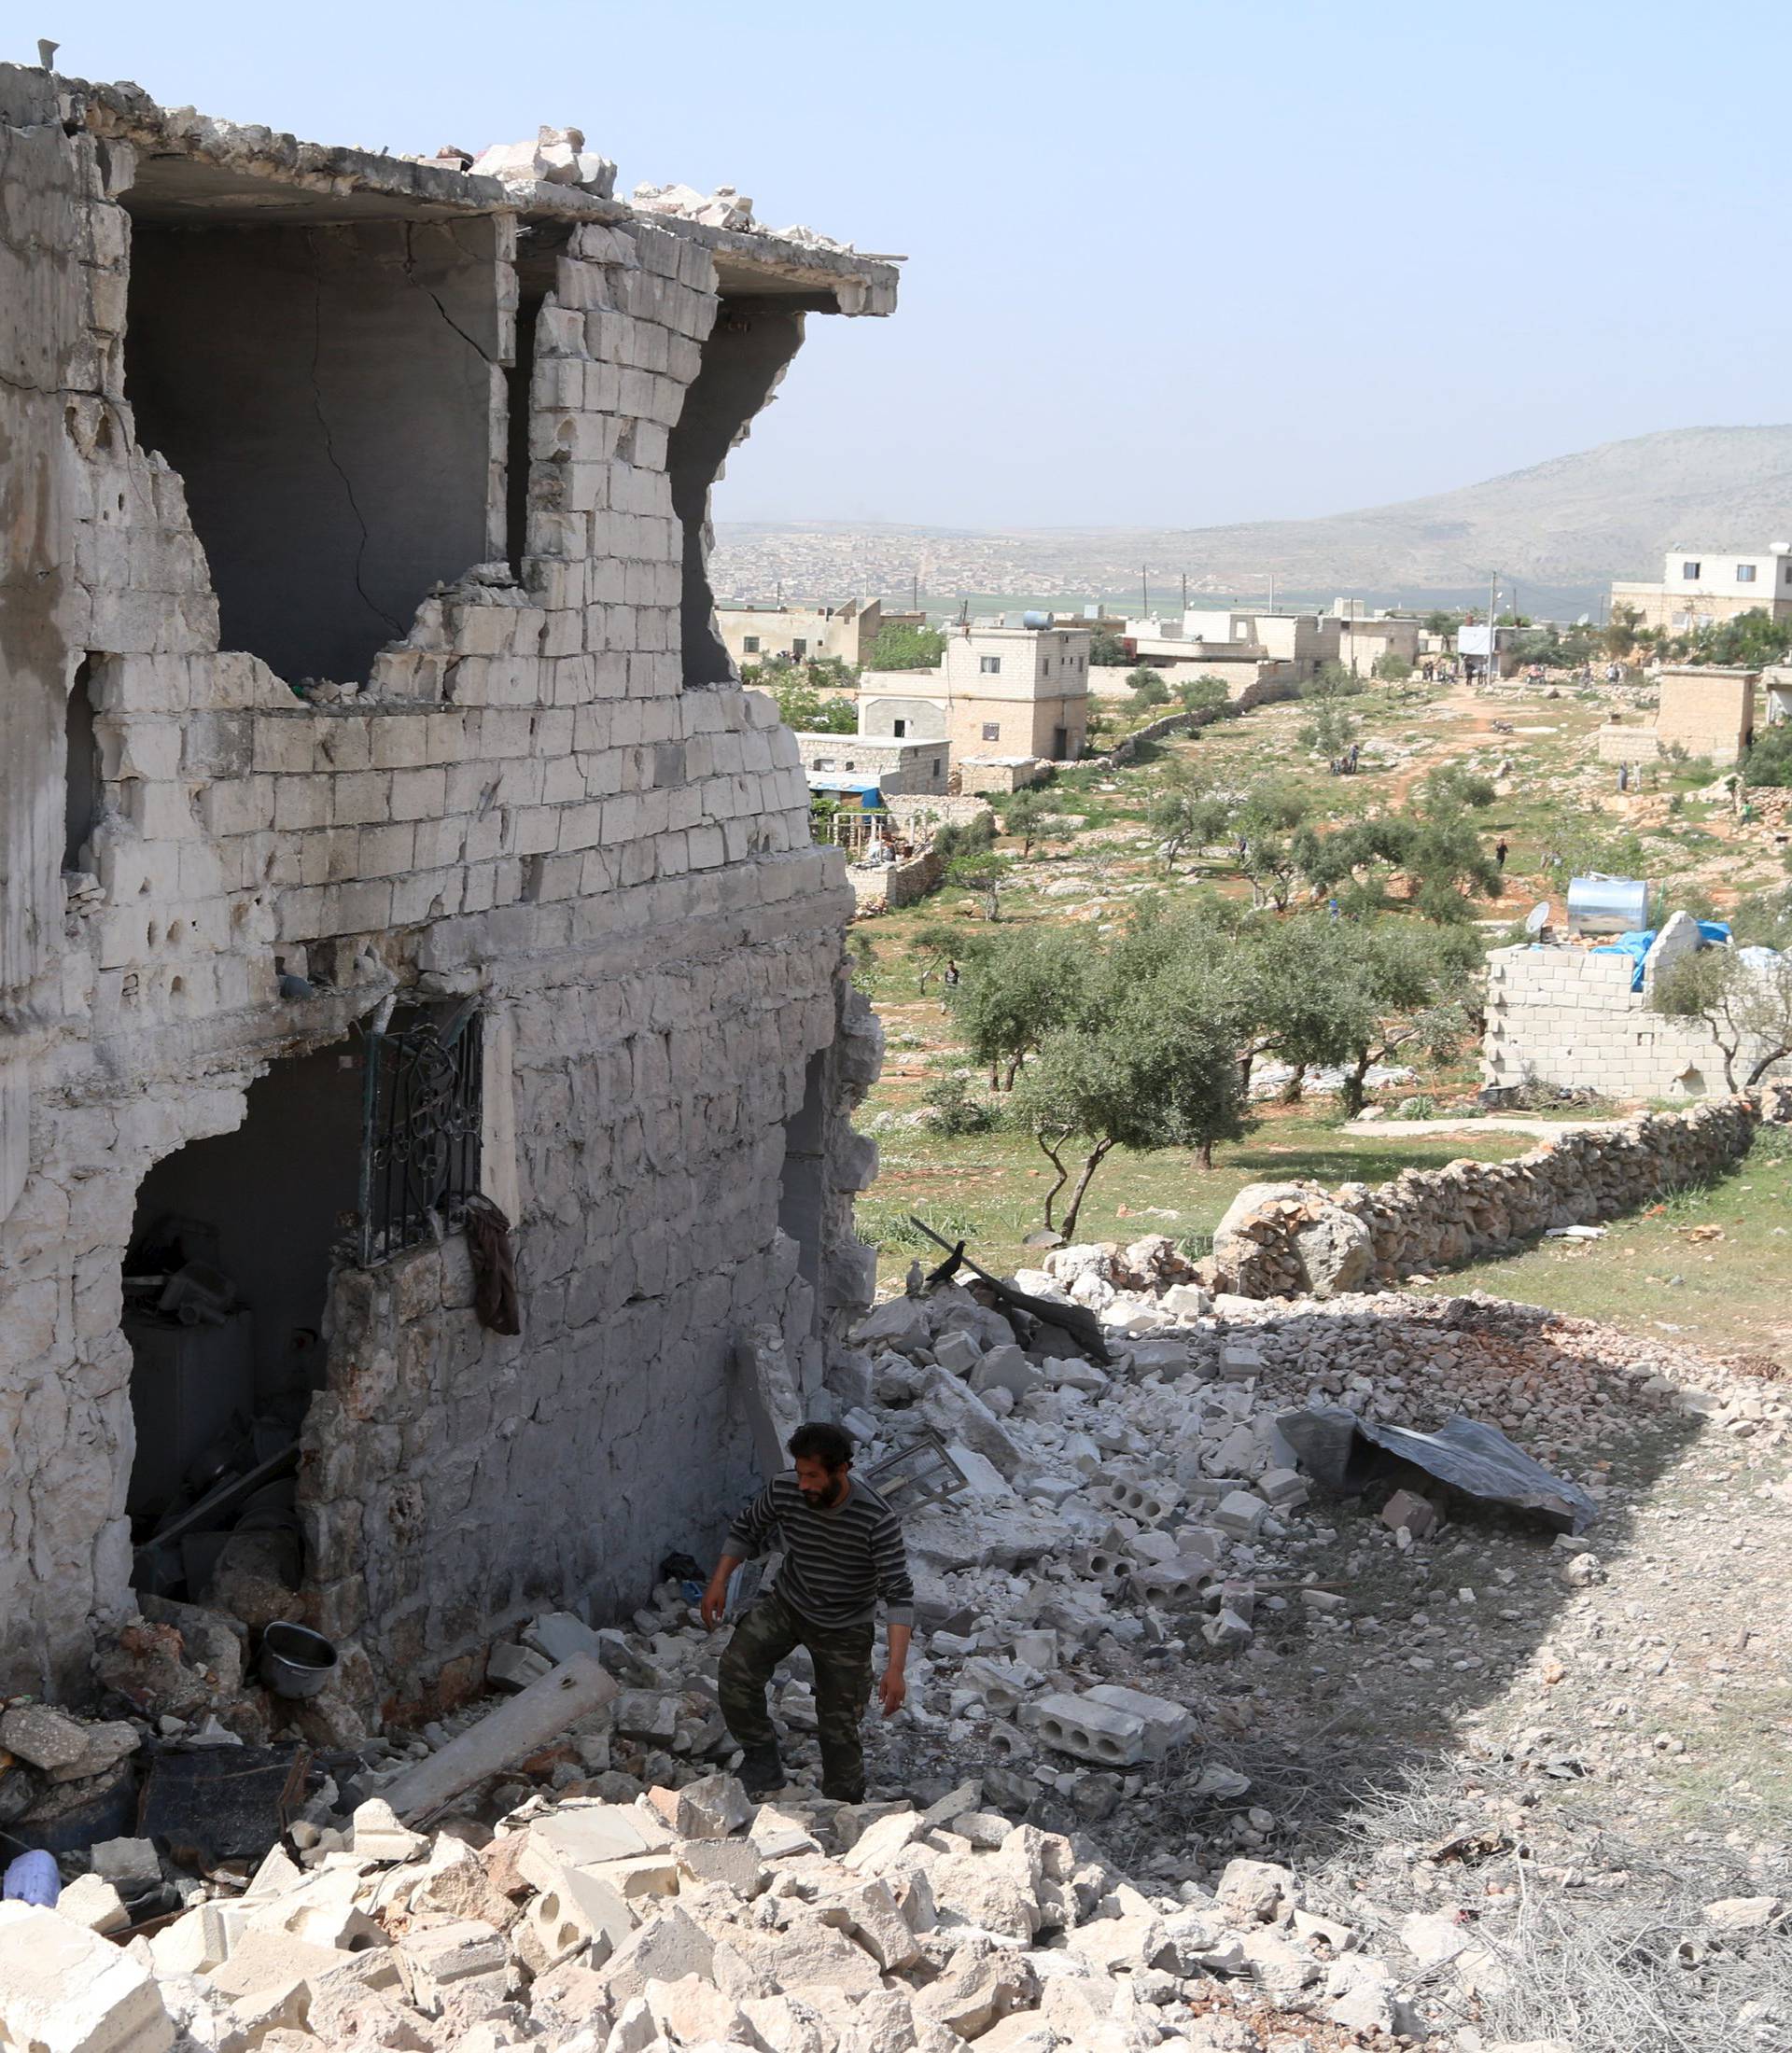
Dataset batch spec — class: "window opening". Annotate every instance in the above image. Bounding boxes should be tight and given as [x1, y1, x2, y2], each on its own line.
[358, 1001, 483, 1265]
[667, 295, 807, 687]
[63, 657, 103, 874]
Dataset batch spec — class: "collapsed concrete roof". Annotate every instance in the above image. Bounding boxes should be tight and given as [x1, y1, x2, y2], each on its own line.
[50, 67, 900, 314]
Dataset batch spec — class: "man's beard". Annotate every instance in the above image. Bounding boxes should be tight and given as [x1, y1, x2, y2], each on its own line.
[801, 1477, 845, 1509]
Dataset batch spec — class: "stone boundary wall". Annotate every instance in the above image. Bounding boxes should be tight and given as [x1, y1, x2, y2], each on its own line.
[1214, 1095, 1779, 1299]
[848, 845, 943, 913]
[1082, 673, 1301, 772]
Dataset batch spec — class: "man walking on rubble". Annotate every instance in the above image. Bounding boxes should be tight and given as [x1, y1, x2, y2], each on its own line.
[701, 1420, 914, 1804]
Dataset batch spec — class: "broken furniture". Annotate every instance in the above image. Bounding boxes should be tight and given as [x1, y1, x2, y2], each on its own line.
[862, 1432, 972, 1513]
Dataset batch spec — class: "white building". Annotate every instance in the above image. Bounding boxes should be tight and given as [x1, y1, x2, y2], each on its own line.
[1611, 545, 1792, 635]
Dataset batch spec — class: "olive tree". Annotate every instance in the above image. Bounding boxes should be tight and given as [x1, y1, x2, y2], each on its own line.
[1012, 940, 1244, 1235]
[1651, 946, 1792, 1090]
[945, 927, 1088, 1090]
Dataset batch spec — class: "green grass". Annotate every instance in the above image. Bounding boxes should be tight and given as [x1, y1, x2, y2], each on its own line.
[1412, 1123, 1792, 1358]
[860, 1094, 1535, 1284]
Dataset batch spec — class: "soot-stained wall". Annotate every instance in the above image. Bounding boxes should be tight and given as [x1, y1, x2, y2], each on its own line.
[124, 217, 504, 686]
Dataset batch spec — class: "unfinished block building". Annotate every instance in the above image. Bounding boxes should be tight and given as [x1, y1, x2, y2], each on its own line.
[0, 66, 895, 1706]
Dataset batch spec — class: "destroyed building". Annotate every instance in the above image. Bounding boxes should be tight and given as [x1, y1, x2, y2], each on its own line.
[0, 65, 897, 1707]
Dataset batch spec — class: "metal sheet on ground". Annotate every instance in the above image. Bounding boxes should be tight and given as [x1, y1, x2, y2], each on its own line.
[1276, 1405, 1599, 1535]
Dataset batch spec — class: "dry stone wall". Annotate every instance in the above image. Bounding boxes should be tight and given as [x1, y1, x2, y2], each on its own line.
[0, 65, 893, 1701]
[1213, 1096, 1771, 1299]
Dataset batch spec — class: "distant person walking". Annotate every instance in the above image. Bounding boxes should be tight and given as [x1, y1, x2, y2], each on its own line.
[1495, 837, 1508, 871]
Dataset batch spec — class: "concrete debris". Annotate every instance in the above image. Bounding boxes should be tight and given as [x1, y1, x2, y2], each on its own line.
[468, 124, 616, 196]
[1, 1237, 1775, 2052]
[631, 180, 756, 230]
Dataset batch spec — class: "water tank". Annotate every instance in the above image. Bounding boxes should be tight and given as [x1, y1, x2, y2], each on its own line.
[1020, 609, 1051, 630]
[1567, 874, 1649, 935]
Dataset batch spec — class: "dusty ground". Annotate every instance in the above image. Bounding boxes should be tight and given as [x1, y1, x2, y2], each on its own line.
[850, 1299, 1792, 2049]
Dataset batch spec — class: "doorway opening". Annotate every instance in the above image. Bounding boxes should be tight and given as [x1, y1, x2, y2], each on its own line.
[121, 1040, 363, 1606]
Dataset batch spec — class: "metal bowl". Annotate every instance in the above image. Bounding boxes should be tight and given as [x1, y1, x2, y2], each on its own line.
[259, 1621, 338, 1700]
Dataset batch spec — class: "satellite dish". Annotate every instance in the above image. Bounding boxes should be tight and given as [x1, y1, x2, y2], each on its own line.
[1524, 901, 1551, 936]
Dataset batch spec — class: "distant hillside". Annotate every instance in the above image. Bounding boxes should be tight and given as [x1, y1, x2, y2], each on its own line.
[712, 426, 1792, 613]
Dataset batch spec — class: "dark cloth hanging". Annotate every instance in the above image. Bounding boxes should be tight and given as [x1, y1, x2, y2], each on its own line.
[463, 1196, 522, 1335]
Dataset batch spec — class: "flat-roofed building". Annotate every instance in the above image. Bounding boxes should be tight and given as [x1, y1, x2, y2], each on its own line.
[1611, 546, 1792, 635]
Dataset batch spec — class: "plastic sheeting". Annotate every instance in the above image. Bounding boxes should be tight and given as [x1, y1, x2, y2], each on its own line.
[1276, 1404, 1600, 1535]
[1591, 921, 1735, 991]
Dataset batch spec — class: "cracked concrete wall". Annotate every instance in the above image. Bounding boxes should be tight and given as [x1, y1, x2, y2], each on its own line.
[125, 217, 508, 686]
[0, 63, 890, 1703]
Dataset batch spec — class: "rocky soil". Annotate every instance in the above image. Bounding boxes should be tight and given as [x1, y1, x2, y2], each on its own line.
[2, 1241, 1787, 2052]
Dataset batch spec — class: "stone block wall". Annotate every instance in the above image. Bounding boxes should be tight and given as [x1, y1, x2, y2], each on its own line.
[1214, 1096, 1769, 1299]
[1483, 943, 1756, 1099]
[0, 65, 894, 1701]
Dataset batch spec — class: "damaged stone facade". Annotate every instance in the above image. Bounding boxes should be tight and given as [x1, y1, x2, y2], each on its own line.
[0, 66, 896, 1704]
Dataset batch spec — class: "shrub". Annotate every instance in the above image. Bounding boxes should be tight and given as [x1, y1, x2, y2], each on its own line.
[923, 1068, 997, 1136]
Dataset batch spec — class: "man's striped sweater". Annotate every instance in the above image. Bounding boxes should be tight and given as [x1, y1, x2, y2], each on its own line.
[725, 1473, 915, 1629]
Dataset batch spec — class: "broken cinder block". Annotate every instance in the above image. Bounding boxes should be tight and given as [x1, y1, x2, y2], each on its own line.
[0, 1901, 175, 2053]
[1379, 1488, 1437, 1539]
[1019, 1690, 1152, 1767]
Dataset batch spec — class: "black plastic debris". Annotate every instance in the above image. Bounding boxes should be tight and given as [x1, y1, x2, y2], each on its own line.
[910, 1216, 1113, 1364]
[135, 1743, 321, 1870]
[1276, 1405, 1599, 1535]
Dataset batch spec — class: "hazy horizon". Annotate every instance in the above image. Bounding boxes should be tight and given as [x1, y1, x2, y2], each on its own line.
[49, 0, 1792, 530]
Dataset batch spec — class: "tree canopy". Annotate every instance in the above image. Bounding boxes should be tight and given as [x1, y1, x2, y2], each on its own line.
[864, 622, 947, 671]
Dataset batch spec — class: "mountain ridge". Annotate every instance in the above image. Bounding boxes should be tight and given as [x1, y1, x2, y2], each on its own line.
[711, 425, 1792, 609]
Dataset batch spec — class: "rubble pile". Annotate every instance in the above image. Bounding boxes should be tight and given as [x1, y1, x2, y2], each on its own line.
[5, 1241, 1782, 2049]
[0, 1761, 1460, 2053]
[1211, 1095, 1775, 1298]
[460, 126, 617, 197]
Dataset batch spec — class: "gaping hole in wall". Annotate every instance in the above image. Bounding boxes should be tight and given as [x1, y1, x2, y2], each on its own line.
[506, 222, 571, 579]
[122, 1041, 363, 1606]
[778, 1047, 828, 1334]
[122, 183, 506, 688]
[667, 296, 807, 687]
[63, 656, 102, 874]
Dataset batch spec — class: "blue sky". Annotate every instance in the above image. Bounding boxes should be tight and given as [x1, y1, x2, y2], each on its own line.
[54, 0, 1792, 528]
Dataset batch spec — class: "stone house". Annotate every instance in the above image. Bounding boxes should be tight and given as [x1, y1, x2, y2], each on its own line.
[791, 733, 948, 798]
[714, 597, 919, 672]
[1594, 666, 1759, 769]
[857, 622, 1091, 764]
[0, 65, 898, 1705]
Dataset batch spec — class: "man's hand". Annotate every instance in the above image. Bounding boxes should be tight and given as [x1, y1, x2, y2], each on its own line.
[699, 1579, 731, 1630]
[877, 1666, 907, 1717]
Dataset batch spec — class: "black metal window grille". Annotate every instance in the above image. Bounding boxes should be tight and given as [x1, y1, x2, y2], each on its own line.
[357, 1004, 483, 1266]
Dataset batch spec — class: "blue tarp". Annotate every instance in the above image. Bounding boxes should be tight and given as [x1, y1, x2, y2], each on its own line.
[1591, 921, 1732, 990]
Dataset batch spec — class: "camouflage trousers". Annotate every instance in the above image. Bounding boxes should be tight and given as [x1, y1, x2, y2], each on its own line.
[717, 1585, 875, 1801]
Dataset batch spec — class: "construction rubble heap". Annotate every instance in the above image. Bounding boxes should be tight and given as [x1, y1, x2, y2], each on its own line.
[3, 1238, 1785, 2053]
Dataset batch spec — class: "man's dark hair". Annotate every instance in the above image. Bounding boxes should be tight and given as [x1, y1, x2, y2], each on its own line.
[789, 1421, 854, 1471]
